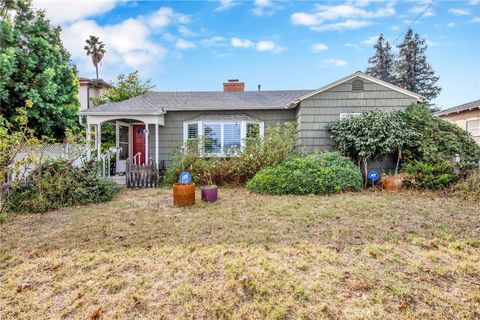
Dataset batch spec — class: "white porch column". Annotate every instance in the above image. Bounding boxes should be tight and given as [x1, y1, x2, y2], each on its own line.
[155, 121, 159, 169]
[145, 125, 149, 163]
[97, 124, 102, 161]
[86, 123, 91, 161]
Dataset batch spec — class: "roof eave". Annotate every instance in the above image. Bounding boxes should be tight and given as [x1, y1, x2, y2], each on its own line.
[437, 105, 480, 117]
[78, 111, 166, 116]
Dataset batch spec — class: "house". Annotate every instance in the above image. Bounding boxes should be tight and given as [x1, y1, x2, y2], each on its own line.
[78, 77, 112, 111]
[78, 71, 425, 173]
[436, 99, 480, 144]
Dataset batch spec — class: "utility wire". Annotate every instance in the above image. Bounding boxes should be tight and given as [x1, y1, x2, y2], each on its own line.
[392, 0, 436, 45]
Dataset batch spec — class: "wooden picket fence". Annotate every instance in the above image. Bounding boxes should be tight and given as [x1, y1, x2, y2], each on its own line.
[126, 158, 159, 188]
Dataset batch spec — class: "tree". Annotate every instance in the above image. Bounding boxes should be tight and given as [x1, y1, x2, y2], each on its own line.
[90, 71, 154, 106]
[395, 28, 441, 102]
[0, 102, 43, 214]
[89, 71, 155, 147]
[328, 110, 410, 186]
[366, 34, 396, 83]
[0, 0, 79, 140]
[84, 35, 106, 79]
[0, 0, 17, 20]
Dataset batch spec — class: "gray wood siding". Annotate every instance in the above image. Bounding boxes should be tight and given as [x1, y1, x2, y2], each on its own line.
[148, 109, 295, 165]
[296, 77, 418, 153]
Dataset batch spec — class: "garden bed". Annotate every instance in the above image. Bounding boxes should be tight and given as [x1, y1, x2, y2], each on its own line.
[1, 188, 479, 319]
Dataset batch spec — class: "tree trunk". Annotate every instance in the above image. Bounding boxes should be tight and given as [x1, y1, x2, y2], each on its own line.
[95, 64, 99, 79]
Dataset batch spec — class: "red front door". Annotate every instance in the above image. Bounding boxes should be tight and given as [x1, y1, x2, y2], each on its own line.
[132, 125, 146, 165]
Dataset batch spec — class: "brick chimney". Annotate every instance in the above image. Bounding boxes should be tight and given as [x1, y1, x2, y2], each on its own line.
[223, 79, 245, 92]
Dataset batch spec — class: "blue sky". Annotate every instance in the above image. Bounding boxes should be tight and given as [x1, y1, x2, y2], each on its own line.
[33, 0, 480, 108]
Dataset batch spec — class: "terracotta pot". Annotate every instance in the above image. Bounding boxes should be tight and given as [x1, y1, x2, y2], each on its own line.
[381, 175, 404, 191]
[173, 182, 195, 206]
[201, 186, 218, 203]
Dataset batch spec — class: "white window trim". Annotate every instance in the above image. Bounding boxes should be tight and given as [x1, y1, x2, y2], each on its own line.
[466, 119, 480, 137]
[183, 119, 265, 156]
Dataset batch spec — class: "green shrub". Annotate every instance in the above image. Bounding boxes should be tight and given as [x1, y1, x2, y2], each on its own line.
[455, 171, 480, 202]
[401, 105, 480, 170]
[328, 105, 480, 179]
[5, 161, 119, 213]
[166, 122, 297, 185]
[404, 161, 458, 190]
[246, 153, 363, 195]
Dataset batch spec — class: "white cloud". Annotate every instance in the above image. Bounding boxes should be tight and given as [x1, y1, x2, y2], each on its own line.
[312, 19, 372, 31]
[322, 58, 347, 66]
[391, 25, 399, 31]
[410, 4, 434, 17]
[255, 40, 285, 53]
[230, 38, 284, 53]
[291, 3, 394, 31]
[175, 39, 195, 50]
[469, 0, 480, 4]
[363, 35, 379, 45]
[252, 0, 280, 16]
[447, 22, 455, 27]
[201, 36, 226, 47]
[178, 26, 197, 37]
[147, 7, 190, 28]
[231, 37, 254, 48]
[448, 8, 472, 16]
[471, 16, 480, 23]
[32, 0, 118, 25]
[215, 0, 236, 12]
[60, 6, 199, 78]
[312, 43, 328, 53]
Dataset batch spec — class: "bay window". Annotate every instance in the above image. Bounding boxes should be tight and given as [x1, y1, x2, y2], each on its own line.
[183, 117, 264, 156]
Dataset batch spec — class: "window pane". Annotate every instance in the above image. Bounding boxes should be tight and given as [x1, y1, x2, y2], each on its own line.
[119, 142, 128, 160]
[188, 123, 198, 139]
[224, 123, 241, 152]
[203, 123, 221, 154]
[467, 120, 480, 136]
[119, 126, 128, 143]
[246, 122, 260, 139]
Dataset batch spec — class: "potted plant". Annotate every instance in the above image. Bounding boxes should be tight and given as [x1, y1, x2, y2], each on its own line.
[381, 148, 405, 191]
[173, 171, 195, 206]
[201, 171, 218, 203]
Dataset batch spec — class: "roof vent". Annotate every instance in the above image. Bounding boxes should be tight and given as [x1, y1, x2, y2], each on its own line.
[352, 79, 364, 91]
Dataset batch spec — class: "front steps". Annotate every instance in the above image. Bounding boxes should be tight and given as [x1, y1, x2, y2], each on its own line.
[107, 175, 126, 188]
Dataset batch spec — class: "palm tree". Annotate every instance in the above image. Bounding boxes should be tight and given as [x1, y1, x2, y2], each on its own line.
[84, 35, 106, 79]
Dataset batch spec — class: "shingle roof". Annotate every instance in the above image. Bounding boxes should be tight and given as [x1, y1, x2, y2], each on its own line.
[436, 99, 480, 116]
[78, 90, 313, 115]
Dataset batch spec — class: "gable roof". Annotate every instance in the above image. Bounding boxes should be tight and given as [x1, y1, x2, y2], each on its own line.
[290, 71, 425, 105]
[78, 71, 424, 116]
[78, 90, 312, 115]
[436, 99, 480, 116]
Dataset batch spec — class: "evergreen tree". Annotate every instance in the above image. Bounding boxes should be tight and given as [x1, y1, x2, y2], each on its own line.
[395, 28, 441, 102]
[0, 0, 79, 140]
[366, 34, 396, 83]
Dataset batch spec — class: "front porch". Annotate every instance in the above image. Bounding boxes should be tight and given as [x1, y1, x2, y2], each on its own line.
[84, 114, 165, 175]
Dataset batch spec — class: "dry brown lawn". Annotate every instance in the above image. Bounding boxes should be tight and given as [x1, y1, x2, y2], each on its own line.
[0, 188, 479, 319]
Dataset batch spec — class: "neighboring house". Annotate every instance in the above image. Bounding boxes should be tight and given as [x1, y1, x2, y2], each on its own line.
[436, 99, 480, 144]
[78, 77, 112, 111]
[78, 71, 424, 173]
